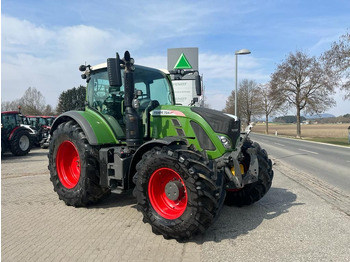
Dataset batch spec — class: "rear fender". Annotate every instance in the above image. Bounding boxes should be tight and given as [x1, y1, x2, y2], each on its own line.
[51, 111, 119, 146]
[9, 126, 30, 141]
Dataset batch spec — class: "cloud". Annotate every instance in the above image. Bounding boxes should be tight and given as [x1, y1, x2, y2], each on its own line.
[2, 15, 54, 55]
[56, 25, 143, 62]
[118, 1, 222, 37]
[309, 33, 343, 55]
[199, 52, 269, 82]
[136, 55, 168, 70]
[3, 5, 348, 116]
[2, 14, 266, 109]
[1, 15, 144, 106]
[2, 14, 143, 61]
[204, 89, 230, 111]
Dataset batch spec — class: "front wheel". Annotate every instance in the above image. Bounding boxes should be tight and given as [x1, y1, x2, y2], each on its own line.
[48, 120, 109, 207]
[133, 145, 225, 240]
[225, 141, 274, 206]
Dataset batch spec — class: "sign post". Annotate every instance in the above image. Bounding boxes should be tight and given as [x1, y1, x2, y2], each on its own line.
[167, 48, 202, 106]
[167, 48, 198, 71]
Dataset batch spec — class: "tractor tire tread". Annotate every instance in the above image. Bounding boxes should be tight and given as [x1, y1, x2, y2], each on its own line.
[133, 145, 225, 240]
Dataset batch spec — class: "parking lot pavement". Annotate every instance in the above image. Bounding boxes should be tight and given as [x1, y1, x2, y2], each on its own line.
[2, 148, 350, 261]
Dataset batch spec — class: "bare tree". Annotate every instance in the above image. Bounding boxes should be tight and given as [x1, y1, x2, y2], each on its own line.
[19, 87, 47, 115]
[1, 99, 21, 112]
[2, 87, 55, 115]
[238, 79, 263, 125]
[322, 32, 350, 100]
[258, 82, 285, 134]
[223, 79, 263, 125]
[223, 90, 235, 115]
[42, 105, 56, 116]
[271, 51, 336, 138]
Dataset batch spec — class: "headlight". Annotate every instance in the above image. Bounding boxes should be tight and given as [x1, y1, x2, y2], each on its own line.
[218, 135, 231, 149]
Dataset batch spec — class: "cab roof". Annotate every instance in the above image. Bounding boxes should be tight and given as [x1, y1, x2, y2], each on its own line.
[1, 111, 20, 115]
[90, 63, 169, 75]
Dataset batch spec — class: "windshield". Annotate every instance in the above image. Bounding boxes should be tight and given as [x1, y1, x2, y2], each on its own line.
[25, 117, 39, 128]
[86, 65, 174, 137]
[87, 66, 174, 112]
[1, 113, 21, 131]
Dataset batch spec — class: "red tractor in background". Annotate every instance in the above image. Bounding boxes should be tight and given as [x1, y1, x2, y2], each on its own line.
[38, 116, 56, 148]
[1, 111, 33, 156]
[25, 115, 55, 148]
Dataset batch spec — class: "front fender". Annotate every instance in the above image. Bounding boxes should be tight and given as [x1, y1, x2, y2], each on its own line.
[129, 137, 188, 182]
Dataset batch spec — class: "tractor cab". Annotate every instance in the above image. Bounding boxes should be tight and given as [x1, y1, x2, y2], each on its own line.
[1, 111, 24, 132]
[85, 63, 175, 139]
[38, 116, 56, 128]
[25, 116, 40, 130]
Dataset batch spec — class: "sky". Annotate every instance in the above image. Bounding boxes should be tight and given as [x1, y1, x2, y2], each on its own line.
[1, 0, 350, 116]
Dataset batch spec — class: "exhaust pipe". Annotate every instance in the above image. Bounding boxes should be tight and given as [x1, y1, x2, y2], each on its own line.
[123, 51, 143, 148]
[107, 51, 143, 148]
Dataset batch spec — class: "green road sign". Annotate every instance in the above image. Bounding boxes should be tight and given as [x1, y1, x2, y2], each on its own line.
[174, 53, 192, 69]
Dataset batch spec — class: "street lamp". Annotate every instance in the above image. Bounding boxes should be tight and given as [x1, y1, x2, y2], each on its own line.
[235, 48, 251, 116]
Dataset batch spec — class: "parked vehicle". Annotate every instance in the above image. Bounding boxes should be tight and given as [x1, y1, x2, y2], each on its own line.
[48, 51, 273, 240]
[24, 115, 56, 148]
[1, 111, 33, 156]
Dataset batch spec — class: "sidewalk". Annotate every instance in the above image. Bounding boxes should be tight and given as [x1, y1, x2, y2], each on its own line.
[2, 149, 350, 261]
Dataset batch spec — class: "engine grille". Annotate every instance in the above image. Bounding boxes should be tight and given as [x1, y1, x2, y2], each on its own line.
[191, 107, 241, 148]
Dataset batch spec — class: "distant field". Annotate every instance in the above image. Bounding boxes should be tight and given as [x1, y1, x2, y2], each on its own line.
[252, 123, 350, 139]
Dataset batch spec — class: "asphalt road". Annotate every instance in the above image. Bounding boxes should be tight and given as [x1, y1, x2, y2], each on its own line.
[250, 133, 350, 194]
[2, 148, 350, 261]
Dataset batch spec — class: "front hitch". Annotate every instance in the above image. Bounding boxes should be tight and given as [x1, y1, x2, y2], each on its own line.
[223, 122, 259, 189]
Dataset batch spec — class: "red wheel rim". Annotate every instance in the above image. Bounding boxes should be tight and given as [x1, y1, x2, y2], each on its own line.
[148, 168, 188, 220]
[56, 141, 81, 189]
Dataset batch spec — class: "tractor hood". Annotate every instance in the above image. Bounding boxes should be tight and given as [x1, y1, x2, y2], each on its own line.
[190, 107, 241, 147]
[149, 105, 241, 160]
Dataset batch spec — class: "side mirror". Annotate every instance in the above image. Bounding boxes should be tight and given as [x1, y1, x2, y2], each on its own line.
[195, 74, 202, 96]
[79, 65, 87, 71]
[135, 89, 143, 98]
[190, 97, 199, 106]
[107, 53, 122, 87]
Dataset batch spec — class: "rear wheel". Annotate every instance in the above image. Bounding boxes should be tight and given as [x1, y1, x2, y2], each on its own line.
[225, 141, 273, 206]
[10, 129, 32, 156]
[133, 145, 225, 240]
[1, 138, 5, 157]
[48, 120, 110, 207]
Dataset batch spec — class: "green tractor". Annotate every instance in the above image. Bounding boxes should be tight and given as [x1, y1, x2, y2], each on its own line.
[48, 51, 273, 240]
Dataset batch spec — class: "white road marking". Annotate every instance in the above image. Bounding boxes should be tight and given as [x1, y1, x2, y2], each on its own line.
[298, 148, 319, 155]
[274, 142, 285, 147]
